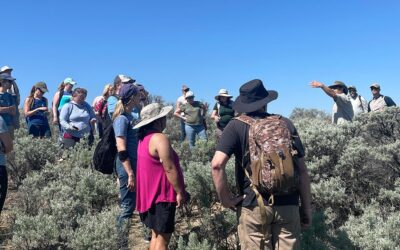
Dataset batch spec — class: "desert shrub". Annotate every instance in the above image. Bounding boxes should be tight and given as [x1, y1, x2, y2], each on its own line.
[12, 153, 119, 249]
[7, 128, 59, 186]
[290, 107, 331, 122]
[292, 107, 400, 248]
[342, 202, 400, 249]
[184, 159, 236, 210]
[69, 207, 120, 250]
[176, 232, 213, 250]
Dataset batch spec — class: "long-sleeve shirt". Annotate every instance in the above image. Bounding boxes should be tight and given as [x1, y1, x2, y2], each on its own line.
[59, 101, 96, 138]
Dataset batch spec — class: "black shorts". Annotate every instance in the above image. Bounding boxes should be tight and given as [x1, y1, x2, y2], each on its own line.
[140, 202, 177, 234]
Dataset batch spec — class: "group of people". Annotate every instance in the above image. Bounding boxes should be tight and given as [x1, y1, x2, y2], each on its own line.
[311, 80, 396, 124]
[0, 64, 397, 249]
[174, 85, 235, 147]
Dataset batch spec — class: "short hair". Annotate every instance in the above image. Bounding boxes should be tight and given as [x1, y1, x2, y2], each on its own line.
[72, 88, 88, 97]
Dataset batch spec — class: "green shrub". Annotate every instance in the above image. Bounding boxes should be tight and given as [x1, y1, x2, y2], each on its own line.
[8, 128, 59, 186]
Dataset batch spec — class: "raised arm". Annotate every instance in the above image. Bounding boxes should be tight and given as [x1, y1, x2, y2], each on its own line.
[310, 80, 336, 98]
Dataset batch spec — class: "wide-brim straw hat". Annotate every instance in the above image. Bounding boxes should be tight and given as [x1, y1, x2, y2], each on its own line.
[215, 89, 233, 100]
[133, 103, 173, 129]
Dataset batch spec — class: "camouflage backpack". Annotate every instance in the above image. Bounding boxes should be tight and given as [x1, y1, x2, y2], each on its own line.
[235, 114, 300, 203]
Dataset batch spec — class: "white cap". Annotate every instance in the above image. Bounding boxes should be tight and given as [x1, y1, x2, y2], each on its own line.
[0, 66, 13, 74]
[120, 75, 136, 84]
[185, 91, 194, 99]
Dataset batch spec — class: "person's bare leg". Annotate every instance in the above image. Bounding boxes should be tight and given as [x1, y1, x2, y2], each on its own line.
[154, 231, 172, 250]
[149, 230, 157, 250]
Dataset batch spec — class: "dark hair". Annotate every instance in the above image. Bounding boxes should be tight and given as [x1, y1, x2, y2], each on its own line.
[72, 88, 88, 97]
[137, 117, 165, 141]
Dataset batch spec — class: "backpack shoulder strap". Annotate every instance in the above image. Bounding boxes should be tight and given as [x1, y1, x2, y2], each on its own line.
[233, 114, 256, 126]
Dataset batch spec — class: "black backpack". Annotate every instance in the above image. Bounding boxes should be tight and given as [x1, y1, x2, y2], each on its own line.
[93, 123, 117, 174]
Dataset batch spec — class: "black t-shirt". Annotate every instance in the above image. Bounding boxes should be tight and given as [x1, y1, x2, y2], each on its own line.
[216, 113, 305, 207]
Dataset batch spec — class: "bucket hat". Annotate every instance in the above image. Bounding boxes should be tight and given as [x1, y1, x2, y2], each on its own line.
[215, 89, 233, 100]
[328, 81, 348, 94]
[232, 79, 278, 113]
[133, 103, 173, 129]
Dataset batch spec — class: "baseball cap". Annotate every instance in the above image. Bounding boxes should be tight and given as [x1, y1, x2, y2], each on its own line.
[370, 83, 380, 89]
[120, 75, 136, 84]
[119, 83, 139, 104]
[0, 66, 13, 74]
[35, 81, 49, 93]
[63, 77, 77, 85]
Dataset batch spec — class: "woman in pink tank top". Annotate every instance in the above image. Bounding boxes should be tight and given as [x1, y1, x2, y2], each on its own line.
[134, 103, 187, 250]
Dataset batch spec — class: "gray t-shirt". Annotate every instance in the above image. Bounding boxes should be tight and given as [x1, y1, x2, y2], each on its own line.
[332, 93, 354, 125]
[0, 116, 8, 166]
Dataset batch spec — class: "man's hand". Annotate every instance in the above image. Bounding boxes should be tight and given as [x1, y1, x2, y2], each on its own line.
[310, 80, 324, 88]
[221, 195, 245, 211]
[300, 206, 312, 229]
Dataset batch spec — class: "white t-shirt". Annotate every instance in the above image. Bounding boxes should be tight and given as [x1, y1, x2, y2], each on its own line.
[349, 94, 368, 116]
[176, 95, 187, 117]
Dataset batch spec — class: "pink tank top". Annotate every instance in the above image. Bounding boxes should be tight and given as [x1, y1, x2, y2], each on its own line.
[136, 133, 185, 213]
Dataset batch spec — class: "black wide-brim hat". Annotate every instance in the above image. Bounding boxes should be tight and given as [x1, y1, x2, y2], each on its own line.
[232, 79, 278, 113]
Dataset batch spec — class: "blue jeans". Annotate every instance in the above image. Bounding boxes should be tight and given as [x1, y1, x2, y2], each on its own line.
[115, 156, 136, 248]
[185, 124, 207, 148]
[180, 119, 186, 142]
[115, 157, 136, 225]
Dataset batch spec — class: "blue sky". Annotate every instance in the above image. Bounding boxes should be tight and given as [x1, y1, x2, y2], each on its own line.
[2, 0, 400, 116]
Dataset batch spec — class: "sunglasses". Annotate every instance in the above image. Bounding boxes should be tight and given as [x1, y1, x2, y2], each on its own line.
[370, 87, 379, 90]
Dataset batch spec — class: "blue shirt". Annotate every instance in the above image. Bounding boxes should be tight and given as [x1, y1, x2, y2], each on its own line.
[107, 96, 118, 117]
[27, 98, 49, 125]
[113, 113, 139, 162]
[59, 101, 96, 138]
[58, 91, 72, 111]
[0, 92, 15, 127]
[0, 116, 8, 166]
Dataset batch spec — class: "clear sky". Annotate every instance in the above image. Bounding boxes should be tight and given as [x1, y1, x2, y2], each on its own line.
[2, 0, 400, 116]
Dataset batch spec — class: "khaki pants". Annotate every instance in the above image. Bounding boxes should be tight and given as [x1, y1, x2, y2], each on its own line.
[237, 206, 300, 250]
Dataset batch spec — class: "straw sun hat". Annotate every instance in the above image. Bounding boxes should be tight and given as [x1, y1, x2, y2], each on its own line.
[133, 103, 173, 129]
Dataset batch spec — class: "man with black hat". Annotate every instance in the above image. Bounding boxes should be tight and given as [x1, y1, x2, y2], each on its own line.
[368, 83, 396, 112]
[348, 86, 368, 116]
[211, 79, 311, 249]
[310, 80, 354, 124]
